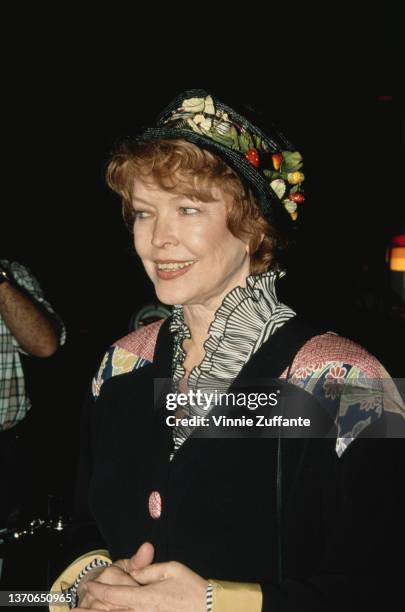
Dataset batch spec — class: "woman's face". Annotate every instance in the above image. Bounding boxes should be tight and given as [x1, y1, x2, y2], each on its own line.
[132, 178, 250, 309]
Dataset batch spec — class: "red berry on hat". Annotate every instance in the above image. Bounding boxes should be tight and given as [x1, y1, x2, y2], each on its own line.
[245, 148, 260, 168]
[288, 192, 305, 203]
[272, 152, 283, 171]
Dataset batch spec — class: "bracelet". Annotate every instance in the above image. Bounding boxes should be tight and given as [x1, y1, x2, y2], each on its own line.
[67, 558, 111, 608]
[206, 583, 214, 612]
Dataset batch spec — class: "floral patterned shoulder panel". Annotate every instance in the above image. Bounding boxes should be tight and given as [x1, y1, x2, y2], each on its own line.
[281, 332, 404, 455]
[91, 319, 164, 399]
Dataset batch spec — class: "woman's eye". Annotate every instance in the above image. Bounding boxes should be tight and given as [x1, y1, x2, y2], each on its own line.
[180, 207, 199, 215]
[133, 210, 151, 220]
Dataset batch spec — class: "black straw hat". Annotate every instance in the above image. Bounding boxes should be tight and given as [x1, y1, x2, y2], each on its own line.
[136, 89, 305, 231]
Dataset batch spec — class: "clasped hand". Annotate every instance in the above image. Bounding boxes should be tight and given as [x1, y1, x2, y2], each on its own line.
[75, 542, 208, 612]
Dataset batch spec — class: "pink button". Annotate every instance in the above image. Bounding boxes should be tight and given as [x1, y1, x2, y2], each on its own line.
[148, 491, 162, 519]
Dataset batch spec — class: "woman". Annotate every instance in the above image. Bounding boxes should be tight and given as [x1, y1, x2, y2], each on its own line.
[54, 90, 404, 612]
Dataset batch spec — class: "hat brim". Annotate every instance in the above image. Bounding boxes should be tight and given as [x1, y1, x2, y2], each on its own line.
[136, 126, 293, 232]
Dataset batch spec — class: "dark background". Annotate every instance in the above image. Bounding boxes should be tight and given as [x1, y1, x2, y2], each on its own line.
[1, 4, 404, 584]
[4, 6, 404, 350]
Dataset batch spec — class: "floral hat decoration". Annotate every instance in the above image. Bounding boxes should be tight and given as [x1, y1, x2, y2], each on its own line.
[137, 89, 305, 228]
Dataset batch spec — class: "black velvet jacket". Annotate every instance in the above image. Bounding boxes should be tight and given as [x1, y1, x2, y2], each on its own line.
[74, 317, 404, 612]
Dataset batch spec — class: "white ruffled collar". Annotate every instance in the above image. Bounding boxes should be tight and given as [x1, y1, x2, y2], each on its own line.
[169, 270, 295, 392]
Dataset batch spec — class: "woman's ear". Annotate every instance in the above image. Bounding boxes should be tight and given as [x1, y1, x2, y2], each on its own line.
[253, 234, 265, 251]
[246, 233, 264, 255]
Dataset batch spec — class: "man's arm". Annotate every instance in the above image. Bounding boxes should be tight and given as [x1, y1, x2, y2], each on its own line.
[0, 267, 61, 357]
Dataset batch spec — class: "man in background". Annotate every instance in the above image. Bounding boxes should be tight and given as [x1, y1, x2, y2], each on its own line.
[0, 260, 65, 526]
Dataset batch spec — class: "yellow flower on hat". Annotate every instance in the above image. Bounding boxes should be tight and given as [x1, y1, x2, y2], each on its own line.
[194, 114, 213, 132]
[287, 171, 305, 185]
[186, 118, 203, 134]
[187, 116, 213, 136]
[203, 95, 215, 115]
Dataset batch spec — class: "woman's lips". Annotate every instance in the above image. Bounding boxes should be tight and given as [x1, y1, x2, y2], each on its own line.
[155, 261, 196, 280]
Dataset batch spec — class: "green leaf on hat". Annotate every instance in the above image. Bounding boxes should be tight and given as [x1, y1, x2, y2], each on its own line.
[208, 124, 239, 148]
[283, 163, 303, 173]
[253, 134, 262, 150]
[209, 132, 237, 148]
[239, 131, 254, 153]
[228, 126, 241, 149]
[281, 151, 303, 172]
[263, 169, 280, 179]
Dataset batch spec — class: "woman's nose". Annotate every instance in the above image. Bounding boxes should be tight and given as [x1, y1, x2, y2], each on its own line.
[151, 215, 179, 248]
